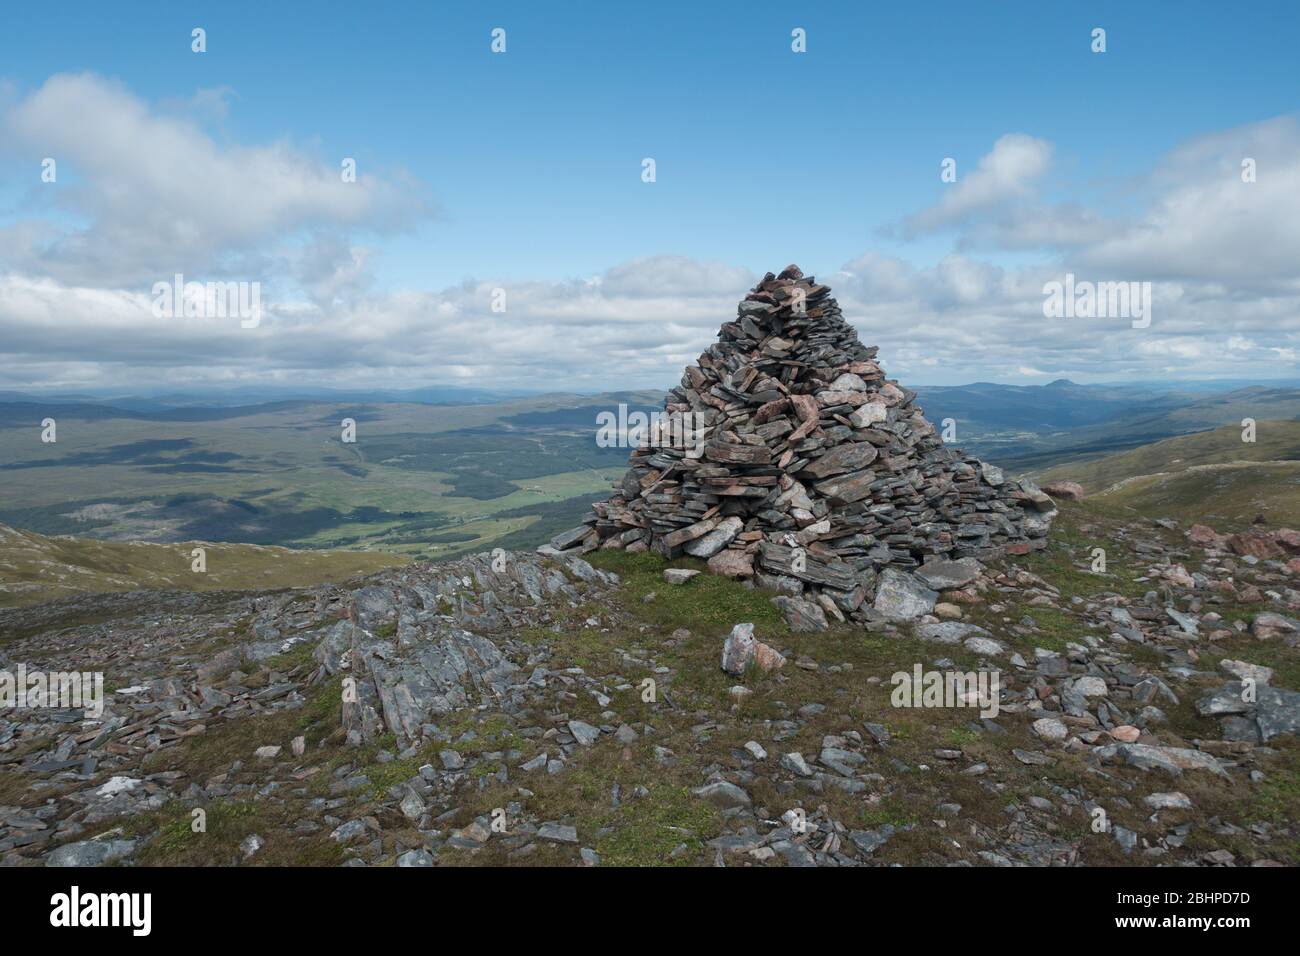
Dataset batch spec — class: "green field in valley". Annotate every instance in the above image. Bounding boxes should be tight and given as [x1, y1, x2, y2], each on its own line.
[0, 394, 656, 560]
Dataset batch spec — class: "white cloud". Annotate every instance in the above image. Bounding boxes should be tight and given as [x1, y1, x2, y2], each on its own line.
[0, 75, 1297, 393]
[899, 134, 1052, 238]
[1079, 116, 1300, 285]
[0, 73, 430, 288]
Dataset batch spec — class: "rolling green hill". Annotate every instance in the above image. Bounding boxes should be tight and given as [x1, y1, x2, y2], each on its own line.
[942, 384, 1300, 472]
[1037, 420, 1300, 528]
[3, 384, 1296, 561]
[0, 523, 410, 609]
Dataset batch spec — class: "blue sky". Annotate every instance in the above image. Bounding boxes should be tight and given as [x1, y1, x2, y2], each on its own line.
[1, 1, 1297, 390]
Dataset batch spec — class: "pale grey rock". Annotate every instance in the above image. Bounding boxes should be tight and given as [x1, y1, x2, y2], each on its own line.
[568, 720, 600, 746]
[663, 568, 701, 585]
[1032, 717, 1068, 743]
[46, 837, 136, 867]
[780, 752, 813, 777]
[873, 569, 938, 621]
[914, 558, 982, 590]
[1144, 791, 1192, 810]
[684, 516, 744, 558]
[537, 822, 578, 844]
[396, 849, 435, 866]
[691, 780, 752, 809]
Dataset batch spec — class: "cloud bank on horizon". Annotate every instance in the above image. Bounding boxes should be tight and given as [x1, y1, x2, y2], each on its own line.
[0, 10, 1297, 394]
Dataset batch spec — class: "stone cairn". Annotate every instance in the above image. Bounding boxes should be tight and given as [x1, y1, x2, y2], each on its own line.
[550, 265, 1057, 628]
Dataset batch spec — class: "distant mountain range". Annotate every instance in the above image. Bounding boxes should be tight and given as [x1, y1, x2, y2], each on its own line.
[3, 375, 1297, 411]
[0, 384, 542, 411]
[1, 380, 1297, 558]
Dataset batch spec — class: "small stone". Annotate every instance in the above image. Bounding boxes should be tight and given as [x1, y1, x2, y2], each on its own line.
[537, 822, 579, 844]
[849, 824, 897, 855]
[520, 753, 547, 772]
[1219, 659, 1274, 685]
[663, 568, 700, 585]
[692, 781, 752, 809]
[720, 622, 785, 675]
[396, 849, 435, 867]
[240, 834, 265, 859]
[1073, 676, 1109, 698]
[1032, 717, 1069, 743]
[614, 724, 639, 744]
[964, 636, 1005, 656]
[96, 776, 140, 798]
[781, 752, 813, 777]
[1112, 825, 1138, 853]
[1144, 791, 1192, 810]
[399, 790, 425, 822]
[568, 720, 601, 746]
[330, 819, 371, 844]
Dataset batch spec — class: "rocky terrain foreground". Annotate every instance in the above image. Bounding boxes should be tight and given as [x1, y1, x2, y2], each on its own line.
[1, 500, 1298, 867]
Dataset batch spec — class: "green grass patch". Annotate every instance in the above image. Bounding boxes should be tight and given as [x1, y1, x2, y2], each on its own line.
[587, 550, 788, 637]
[593, 784, 723, 866]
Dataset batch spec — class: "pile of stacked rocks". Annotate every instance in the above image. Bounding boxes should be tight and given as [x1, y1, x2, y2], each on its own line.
[551, 264, 1056, 626]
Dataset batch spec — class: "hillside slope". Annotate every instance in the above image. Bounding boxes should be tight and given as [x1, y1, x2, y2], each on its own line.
[1036, 420, 1300, 529]
[0, 523, 408, 608]
[1, 501, 1297, 868]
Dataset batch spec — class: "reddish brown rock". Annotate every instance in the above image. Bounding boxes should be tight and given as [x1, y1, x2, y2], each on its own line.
[1227, 532, 1285, 560]
[720, 622, 785, 675]
[1274, 528, 1300, 553]
[708, 548, 754, 579]
[1188, 524, 1229, 549]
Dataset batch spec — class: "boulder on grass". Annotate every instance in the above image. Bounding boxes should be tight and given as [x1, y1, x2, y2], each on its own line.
[1040, 481, 1085, 501]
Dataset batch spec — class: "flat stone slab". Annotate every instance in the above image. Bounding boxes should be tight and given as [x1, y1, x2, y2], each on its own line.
[914, 558, 982, 590]
[537, 822, 579, 844]
[663, 568, 701, 585]
[1096, 743, 1228, 777]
